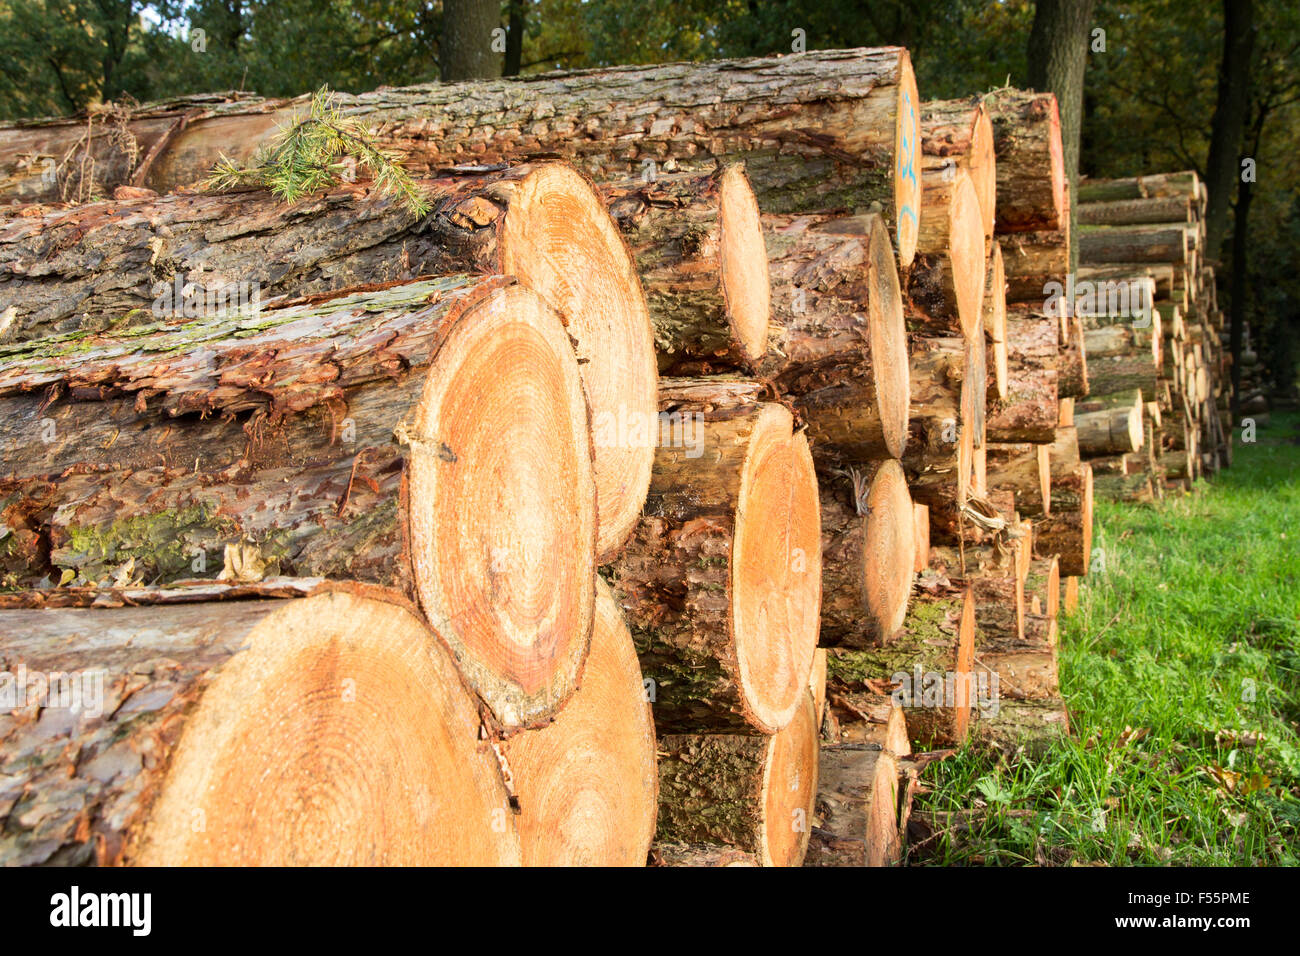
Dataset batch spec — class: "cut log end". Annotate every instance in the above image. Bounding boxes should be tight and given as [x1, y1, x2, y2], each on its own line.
[502, 577, 657, 866]
[868, 213, 912, 459]
[894, 52, 921, 268]
[950, 172, 988, 340]
[718, 163, 772, 364]
[0, 592, 521, 866]
[760, 691, 820, 867]
[863, 460, 917, 643]
[734, 411, 822, 732]
[409, 280, 596, 730]
[497, 163, 657, 560]
[969, 104, 997, 239]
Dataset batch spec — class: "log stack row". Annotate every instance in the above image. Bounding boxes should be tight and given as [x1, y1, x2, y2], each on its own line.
[1076, 170, 1232, 498]
[11, 47, 1241, 869]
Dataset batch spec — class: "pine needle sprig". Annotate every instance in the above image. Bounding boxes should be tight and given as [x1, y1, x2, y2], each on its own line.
[204, 86, 429, 217]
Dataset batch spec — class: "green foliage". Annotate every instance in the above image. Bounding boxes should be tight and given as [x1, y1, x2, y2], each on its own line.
[916, 414, 1300, 866]
[204, 86, 429, 215]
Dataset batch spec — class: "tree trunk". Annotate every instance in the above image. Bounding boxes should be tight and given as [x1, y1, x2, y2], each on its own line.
[1203, 0, 1255, 258]
[599, 164, 769, 374]
[501, 577, 658, 866]
[441, 0, 502, 81]
[655, 692, 819, 867]
[0, 50, 922, 265]
[1076, 389, 1144, 453]
[760, 212, 910, 461]
[608, 384, 820, 735]
[0, 163, 656, 562]
[1027, 0, 1096, 274]
[0, 275, 597, 731]
[0, 589, 521, 866]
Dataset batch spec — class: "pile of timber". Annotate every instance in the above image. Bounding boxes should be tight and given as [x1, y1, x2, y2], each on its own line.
[1076, 170, 1231, 496]
[8, 46, 1236, 868]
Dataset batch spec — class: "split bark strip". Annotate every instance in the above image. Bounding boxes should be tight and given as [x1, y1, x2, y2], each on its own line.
[826, 584, 977, 749]
[912, 503, 931, 574]
[598, 164, 769, 374]
[501, 577, 658, 866]
[761, 211, 910, 460]
[984, 89, 1067, 233]
[607, 382, 821, 735]
[655, 691, 819, 867]
[0, 49, 923, 266]
[818, 459, 915, 648]
[0, 162, 656, 562]
[0, 276, 596, 730]
[0, 589, 521, 866]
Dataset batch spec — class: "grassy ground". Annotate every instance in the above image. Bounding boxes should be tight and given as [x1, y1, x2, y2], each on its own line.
[912, 412, 1300, 865]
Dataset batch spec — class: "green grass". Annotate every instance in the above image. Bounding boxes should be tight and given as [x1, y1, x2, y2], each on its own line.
[912, 412, 1300, 866]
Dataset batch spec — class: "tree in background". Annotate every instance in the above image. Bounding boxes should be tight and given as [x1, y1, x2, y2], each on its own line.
[1204, 0, 1254, 259]
[442, 0, 499, 80]
[1027, 0, 1096, 273]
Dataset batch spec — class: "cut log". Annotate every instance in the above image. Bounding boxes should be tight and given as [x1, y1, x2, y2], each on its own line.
[975, 612, 1060, 701]
[0, 163, 655, 562]
[609, 385, 820, 735]
[0, 589, 521, 865]
[501, 577, 658, 866]
[826, 583, 976, 748]
[655, 691, 819, 867]
[984, 89, 1067, 233]
[1076, 391, 1144, 454]
[1033, 463, 1094, 577]
[985, 442, 1052, 516]
[1048, 427, 1082, 477]
[986, 314, 1060, 443]
[899, 335, 975, 512]
[818, 460, 915, 647]
[973, 699, 1070, 757]
[1077, 195, 1193, 226]
[0, 276, 596, 730]
[984, 242, 1010, 401]
[599, 164, 768, 373]
[1063, 575, 1079, 615]
[0, 49, 923, 265]
[920, 98, 996, 239]
[1093, 472, 1156, 502]
[761, 212, 910, 460]
[998, 228, 1069, 303]
[907, 169, 987, 339]
[805, 743, 901, 867]
[1077, 171, 1201, 204]
[1078, 225, 1188, 265]
[930, 542, 1024, 643]
[1086, 352, 1161, 402]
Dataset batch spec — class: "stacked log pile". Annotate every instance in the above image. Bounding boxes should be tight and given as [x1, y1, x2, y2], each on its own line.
[1076, 170, 1230, 494]
[0, 47, 1229, 869]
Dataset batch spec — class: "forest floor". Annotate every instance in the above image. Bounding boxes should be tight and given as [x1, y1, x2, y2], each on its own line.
[912, 412, 1300, 865]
